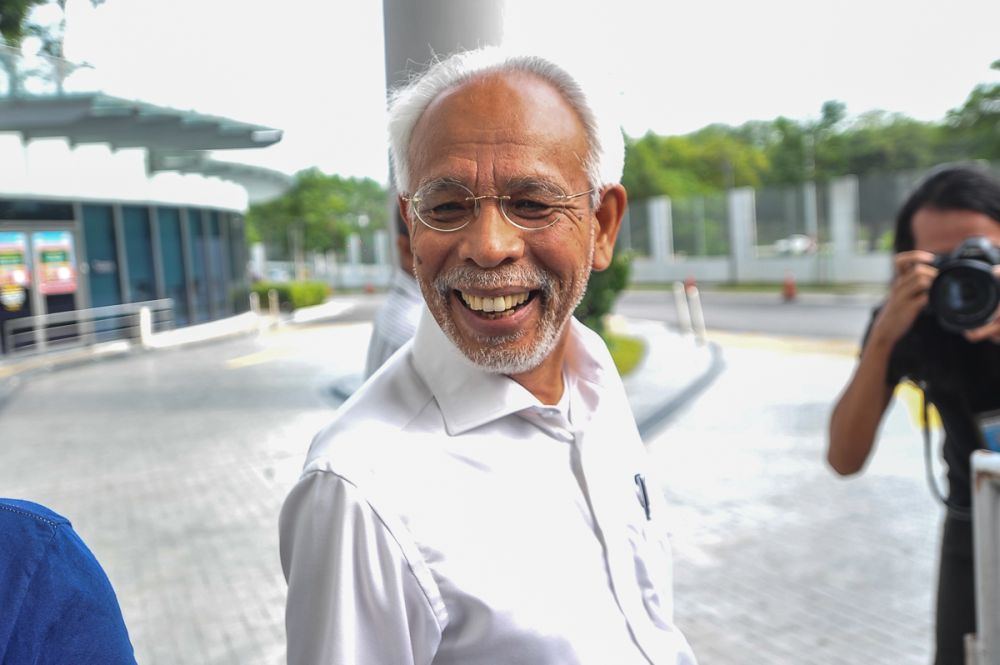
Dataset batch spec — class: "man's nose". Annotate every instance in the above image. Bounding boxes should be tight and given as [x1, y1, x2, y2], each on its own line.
[457, 199, 524, 268]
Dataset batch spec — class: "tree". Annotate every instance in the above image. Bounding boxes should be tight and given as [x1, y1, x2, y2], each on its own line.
[942, 60, 1000, 161]
[246, 169, 388, 259]
[622, 128, 768, 200]
[0, 0, 47, 45]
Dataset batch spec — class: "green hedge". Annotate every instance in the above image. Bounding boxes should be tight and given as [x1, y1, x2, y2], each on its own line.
[575, 252, 633, 335]
[251, 281, 330, 311]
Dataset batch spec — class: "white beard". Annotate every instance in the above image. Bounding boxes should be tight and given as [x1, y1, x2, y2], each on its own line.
[416, 230, 596, 376]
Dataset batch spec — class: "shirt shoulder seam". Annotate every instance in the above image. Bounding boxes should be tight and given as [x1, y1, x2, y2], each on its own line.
[300, 467, 449, 631]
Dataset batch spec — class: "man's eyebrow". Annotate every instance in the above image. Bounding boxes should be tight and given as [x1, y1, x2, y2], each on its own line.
[501, 176, 567, 194]
[414, 176, 466, 191]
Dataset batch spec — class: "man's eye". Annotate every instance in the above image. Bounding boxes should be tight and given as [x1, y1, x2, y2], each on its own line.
[508, 198, 555, 218]
[425, 200, 470, 220]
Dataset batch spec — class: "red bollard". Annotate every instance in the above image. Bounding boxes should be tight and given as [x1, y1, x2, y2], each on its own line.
[684, 275, 697, 294]
[782, 272, 797, 302]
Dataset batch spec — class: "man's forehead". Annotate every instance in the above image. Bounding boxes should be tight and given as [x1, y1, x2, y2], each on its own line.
[407, 71, 588, 186]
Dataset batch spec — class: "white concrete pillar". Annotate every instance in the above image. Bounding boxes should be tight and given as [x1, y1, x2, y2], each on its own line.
[727, 187, 756, 283]
[383, 0, 506, 90]
[374, 230, 390, 267]
[648, 196, 673, 262]
[348, 234, 362, 265]
[828, 176, 859, 282]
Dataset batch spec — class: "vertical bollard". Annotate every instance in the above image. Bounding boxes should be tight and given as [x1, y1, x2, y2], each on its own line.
[139, 306, 153, 348]
[687, 286, 708, 345]
[672, 282, 693, 335]
[249, 291, 263, 334]
[268, 288, 280, 327]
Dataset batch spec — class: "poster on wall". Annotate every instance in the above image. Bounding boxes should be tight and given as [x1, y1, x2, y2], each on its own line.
[33, 231, 77, 296]
[0, 232, 29, 312]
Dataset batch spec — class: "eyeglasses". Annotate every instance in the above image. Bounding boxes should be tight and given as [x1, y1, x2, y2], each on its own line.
[404, 181, 594, 232]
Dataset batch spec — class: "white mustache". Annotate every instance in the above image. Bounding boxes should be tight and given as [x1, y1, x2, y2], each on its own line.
[433, 265, 554, 295]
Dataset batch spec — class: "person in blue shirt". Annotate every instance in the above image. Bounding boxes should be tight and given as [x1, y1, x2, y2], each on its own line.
[0, 498, 137, 665]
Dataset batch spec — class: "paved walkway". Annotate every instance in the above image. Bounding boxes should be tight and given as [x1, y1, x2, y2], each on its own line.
[0, 299, 944, 664]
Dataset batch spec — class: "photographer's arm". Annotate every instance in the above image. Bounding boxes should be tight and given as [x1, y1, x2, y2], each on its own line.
[828, 339, 895, 475]
[827, 251, 937, 475]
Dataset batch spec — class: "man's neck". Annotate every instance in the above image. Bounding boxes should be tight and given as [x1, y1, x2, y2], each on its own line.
[509, 333, 571, 405]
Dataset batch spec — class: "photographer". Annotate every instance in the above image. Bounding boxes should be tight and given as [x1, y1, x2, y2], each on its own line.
[828, 165, 1000, 665]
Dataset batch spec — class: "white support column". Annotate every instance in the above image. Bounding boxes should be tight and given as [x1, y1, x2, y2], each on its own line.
[727, 187, 756, 284]
[347, 234, 362, 266]
[648, 196, 673, 262]
[374, 229, 390, 267]
[828, 176, 859, 282]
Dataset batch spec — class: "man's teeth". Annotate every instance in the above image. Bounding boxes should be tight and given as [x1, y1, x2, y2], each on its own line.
[459, 291, 529, 313]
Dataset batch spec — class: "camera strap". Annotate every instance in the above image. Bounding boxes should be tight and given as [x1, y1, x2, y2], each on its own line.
[919, 384, 972, 521]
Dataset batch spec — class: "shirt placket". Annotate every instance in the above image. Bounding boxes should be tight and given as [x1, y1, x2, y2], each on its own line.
[573, 423, 662, 665]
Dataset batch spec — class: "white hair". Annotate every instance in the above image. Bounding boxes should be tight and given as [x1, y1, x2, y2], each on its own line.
[387, 47, 625, 201]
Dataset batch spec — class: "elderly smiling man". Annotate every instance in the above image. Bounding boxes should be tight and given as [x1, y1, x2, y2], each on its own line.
[279, 48, 697, 665]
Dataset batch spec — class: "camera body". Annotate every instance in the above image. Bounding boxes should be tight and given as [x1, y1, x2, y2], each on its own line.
[927, 236, 1000, 332]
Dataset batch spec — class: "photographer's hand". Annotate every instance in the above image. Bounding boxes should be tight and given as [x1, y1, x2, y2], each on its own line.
[870, 251, 937, 348]
[963, 265, 1000, 344]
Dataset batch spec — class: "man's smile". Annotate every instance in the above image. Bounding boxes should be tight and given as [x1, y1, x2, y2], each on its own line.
[456, 289, 536, 318]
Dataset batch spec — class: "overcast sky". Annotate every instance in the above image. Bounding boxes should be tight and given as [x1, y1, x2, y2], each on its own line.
[60, 0, 1000, 184]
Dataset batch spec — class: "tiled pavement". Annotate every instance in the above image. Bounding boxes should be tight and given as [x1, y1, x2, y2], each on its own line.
[0, 307, 943, 664]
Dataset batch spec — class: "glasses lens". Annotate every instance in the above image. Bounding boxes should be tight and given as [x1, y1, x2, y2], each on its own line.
[413, 183, 475, 230]
[502, 186, 574, 229]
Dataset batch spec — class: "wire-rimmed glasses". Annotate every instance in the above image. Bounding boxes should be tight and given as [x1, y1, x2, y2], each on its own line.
[404, 181, 594, 232]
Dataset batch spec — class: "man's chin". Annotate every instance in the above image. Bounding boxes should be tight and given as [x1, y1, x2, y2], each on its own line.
[449, 331, 544, 375]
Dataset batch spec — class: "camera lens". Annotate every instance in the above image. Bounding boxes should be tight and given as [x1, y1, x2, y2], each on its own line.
[929, 265, 1000, 331]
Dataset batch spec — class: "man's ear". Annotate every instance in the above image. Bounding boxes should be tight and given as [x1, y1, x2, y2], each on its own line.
[591, 184, 626, 271]
[398, 196, 414, 235]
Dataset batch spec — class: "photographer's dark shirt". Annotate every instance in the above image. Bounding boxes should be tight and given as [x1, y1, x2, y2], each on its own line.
[866, 308, 1000, 508]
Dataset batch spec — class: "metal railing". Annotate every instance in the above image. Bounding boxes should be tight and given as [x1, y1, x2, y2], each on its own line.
[967, 450, 1000, 665]
[2, 299, 175, 357]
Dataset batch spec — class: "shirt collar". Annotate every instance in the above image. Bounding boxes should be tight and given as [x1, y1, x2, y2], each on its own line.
[411, 307, 611, 436]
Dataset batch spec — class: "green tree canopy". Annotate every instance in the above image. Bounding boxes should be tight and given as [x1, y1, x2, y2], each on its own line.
[246, 169, 388, 258]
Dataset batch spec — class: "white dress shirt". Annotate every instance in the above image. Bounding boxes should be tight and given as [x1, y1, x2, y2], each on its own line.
[280, 308, 697, 665]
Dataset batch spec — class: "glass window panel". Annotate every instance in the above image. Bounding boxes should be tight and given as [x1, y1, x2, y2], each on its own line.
[186, 208, 210, 322]
[81, 204, 121, 308]
[157, 207, 189, 327]
[122, 206, 155, 303]
[206, 210, 228, 316]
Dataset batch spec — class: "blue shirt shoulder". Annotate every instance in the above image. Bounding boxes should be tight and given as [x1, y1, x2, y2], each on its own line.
[0, 499, 137, 665]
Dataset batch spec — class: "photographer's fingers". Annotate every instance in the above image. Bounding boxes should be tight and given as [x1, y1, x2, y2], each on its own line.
[874, 264, 936, 345]
[893, 250, 936, 277]
[964, 319, 1000, 344]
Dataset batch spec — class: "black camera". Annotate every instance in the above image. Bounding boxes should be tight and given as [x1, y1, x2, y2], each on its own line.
[927, 236, 1000, 332]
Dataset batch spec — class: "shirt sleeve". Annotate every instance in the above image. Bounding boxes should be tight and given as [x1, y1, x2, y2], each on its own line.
[279, 469, 442, 665]
[8, 521, 137, 665]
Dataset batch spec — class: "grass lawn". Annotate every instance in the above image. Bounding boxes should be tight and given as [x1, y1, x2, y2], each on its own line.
[603, 332, 646, 377]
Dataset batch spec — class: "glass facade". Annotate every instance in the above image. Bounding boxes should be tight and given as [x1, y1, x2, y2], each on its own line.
[186, 208, 211, 323]
[206, 211, 228, 317]
[157, 207, 190, 326]
[1, 199, 248, 356]
[82, 204, 122, 308]
[122, 206, 155, 303]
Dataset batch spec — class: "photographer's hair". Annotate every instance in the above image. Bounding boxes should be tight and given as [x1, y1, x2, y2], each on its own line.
[894, 164, 1000, 253]
[386, 47, 624, 208]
